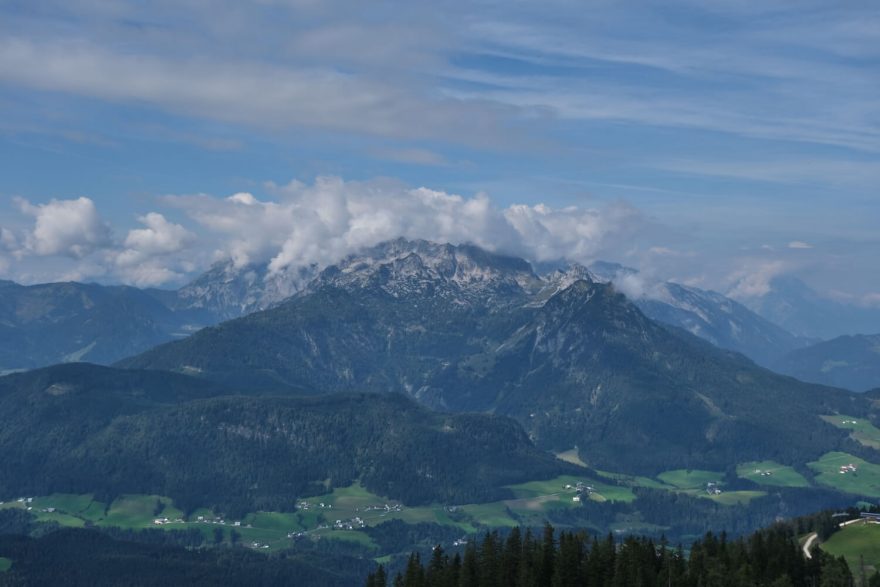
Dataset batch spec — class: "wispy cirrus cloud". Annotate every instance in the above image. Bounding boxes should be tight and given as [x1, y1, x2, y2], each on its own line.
[0, 37, 515, 146]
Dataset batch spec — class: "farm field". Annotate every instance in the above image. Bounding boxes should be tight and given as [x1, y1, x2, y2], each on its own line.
[706, 491, 767, 506]
[0, 557, 11, 572]
[808, 452, 880, 498]
[506, 475, 636, 503]
[737, 461, 811, 488]
[821, 521, 880, 576]
[3, 458, 870, 560]
[821, 415, 880, 450]
[657, 469, 724, 490]
[596, 471, 676, 490]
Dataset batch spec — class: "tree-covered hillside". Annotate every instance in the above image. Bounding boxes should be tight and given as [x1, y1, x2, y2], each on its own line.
[120, 246, 874, 476]
[0, 364, 576, 514]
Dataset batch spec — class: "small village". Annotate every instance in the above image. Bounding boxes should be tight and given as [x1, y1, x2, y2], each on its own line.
[564, 481, 595, 503]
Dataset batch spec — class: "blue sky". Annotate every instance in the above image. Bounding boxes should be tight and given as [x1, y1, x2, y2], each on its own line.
[0, 0, 877, 304]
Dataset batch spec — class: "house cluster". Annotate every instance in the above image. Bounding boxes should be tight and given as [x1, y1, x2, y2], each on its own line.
[10, 497, 36, 511]
[297, 501, 332, 510]
[154, 515, 248, 527]
[841, 420, 858, 425]
[362, 503, 403, 513]
[839, 463, 858, 474]
[753, 469, 773, 477]
[249, 542, 270, 550]
[198, 516, 246, 527]
[452, 537, 469, 547]
[706, 482, 722, 496]
[332, 516, 366, 531]
[565, 481, 595, 502]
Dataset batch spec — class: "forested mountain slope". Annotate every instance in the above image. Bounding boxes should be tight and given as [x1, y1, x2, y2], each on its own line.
[120, 242, 872, 475]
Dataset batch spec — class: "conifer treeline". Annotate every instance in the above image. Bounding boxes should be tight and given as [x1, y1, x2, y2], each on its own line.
[367, 524, 858, 587]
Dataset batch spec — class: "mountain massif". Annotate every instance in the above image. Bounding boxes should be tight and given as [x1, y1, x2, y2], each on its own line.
[120, 240, 871, 475]
[774, 333, 880, 393]
[1, 240, 817, 375]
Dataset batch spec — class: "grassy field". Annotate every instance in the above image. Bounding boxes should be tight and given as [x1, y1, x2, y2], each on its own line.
[0, 478, 638, 553]
[596, 471, 676, 490]
[822, 415, 880, 450]
[98, 495, 185, 528]
[737, 461, 811, 488]
[0, 558, 11, 572]
[706, 491, 767, 506]
[507, 475, 635, 503]
[657, 469, 724, 490]
[808, 452, 880, 498]
[0, 465, 772, 558]
[821, 521, 880, 576]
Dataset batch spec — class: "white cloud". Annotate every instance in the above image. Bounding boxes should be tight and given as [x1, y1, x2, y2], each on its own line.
[108, 213, 196, 286]
[862, 293, 880, 308]
[0, 37, 511, 145]
[117, 213, 194, 264]
[165, 176, 644, 274]
[726, 260, 787, 299]
[15, 196, 111, 258]
[0, 227, 16, 251]
[787, 240, 813, 249]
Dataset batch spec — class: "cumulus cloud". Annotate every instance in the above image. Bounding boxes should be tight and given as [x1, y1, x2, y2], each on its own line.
[110, 213, 196, 286]
[15, 196, 112, 258]
[117, 213, 194, 265]
[165, 176, 644, 275]
[788, 240, 813, 249]
[1, 199, 201, 287]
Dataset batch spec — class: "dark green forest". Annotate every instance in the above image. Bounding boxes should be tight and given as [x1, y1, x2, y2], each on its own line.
[368, 521, 858, 587]
[0, 528, 371, 586]
[0, 364, 576, 514]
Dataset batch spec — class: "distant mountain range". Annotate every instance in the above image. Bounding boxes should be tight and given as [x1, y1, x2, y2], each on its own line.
[733, 276, 880, 340]
[584, 263, 809, 366]
[0, 263, 316, 372]
[773, 334, 880, 393]
[119, 239, 869, 475]
[0, 239, 818, 374]
[0, 280, 198, 372]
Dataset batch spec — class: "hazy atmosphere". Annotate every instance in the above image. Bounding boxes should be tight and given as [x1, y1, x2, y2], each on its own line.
[3, 3, 880, 585]
[0, 0, 877, 306]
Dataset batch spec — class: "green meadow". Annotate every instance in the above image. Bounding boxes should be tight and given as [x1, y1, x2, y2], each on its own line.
[808, 452, 880, 498]
[657, 469, 724, 490]
[706, 491, 767, 506]
[821, 522, 880, 576]
[737, 461, 811, 488]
